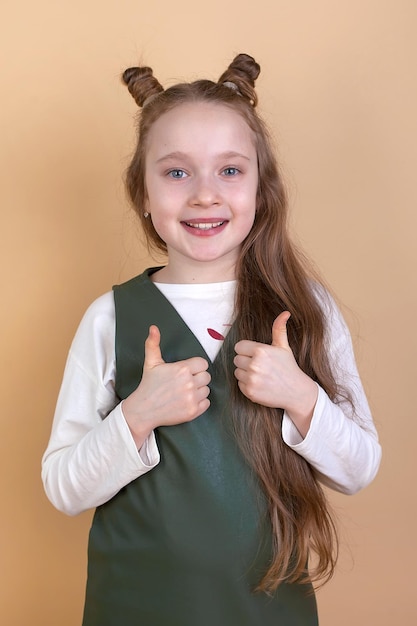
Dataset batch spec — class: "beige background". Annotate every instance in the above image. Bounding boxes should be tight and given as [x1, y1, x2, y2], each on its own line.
[1, 1, 415, 624]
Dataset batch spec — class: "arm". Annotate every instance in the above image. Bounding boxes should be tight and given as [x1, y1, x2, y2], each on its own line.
[282, 291, 381, 494]
[234, 289, 381, 495]
[41, 293, 160, 516]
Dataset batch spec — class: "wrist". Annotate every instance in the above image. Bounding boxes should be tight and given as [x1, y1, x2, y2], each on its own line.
[285, 379, 318, 438]
[121, 398, 155, 450]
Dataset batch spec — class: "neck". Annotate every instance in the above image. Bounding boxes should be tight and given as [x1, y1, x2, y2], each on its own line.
[151, 258, 237, 284]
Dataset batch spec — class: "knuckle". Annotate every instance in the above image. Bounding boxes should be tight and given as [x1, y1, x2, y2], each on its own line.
[244, 377, 259, 400]
[253, 345, 267, 361]
[245, 388, 256, 402]
[178, 364, 190, 376]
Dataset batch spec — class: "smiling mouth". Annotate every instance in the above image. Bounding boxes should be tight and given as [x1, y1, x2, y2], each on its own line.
[184, 221, 225, 230]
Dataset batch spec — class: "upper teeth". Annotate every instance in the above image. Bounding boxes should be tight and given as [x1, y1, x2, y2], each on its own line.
[186, 221, 224, 230]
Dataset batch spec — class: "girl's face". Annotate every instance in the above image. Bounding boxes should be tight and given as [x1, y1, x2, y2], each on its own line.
[144, 102, 258, 283]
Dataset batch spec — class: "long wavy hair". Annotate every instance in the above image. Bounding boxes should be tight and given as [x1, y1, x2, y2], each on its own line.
[122, 53, 348, 592]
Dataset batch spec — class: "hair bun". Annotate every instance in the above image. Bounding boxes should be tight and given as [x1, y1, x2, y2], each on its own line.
[218, 53, 261, 106]
[122, 66, 164, 108]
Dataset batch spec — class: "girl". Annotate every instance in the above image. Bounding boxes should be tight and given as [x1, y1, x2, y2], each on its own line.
[42, 53, 381, 626]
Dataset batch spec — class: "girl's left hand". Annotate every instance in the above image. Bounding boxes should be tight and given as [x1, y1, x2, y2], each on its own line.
[233, 312, 318, 437]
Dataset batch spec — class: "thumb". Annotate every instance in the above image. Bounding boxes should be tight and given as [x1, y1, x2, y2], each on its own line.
[271, 311, 291, 349]
[144, 325, 165, 369]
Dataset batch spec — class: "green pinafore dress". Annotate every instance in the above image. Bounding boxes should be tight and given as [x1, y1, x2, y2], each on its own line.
[82, 269, 318, 626]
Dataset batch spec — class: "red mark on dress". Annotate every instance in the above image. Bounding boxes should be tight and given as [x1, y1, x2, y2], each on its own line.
[207, 328, 225, 341]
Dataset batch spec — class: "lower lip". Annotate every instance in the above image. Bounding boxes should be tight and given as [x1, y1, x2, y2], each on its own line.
[181, 221, 228, 236]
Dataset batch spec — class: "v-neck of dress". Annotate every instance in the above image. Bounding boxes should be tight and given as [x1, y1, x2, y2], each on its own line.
[144, 267, 234, 368]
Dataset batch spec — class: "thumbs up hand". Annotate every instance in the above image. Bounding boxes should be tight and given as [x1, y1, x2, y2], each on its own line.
[233, 312, 318, 437]
[122, 325, 211, 448]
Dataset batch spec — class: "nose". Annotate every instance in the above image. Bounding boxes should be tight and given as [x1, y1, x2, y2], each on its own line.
[189, 174, 221, 208]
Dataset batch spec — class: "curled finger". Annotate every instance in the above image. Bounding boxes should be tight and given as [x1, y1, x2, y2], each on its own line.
[194, 370, 211, 388]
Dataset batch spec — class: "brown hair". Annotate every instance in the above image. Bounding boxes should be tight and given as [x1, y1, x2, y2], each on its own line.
[122, 53, 348, 592]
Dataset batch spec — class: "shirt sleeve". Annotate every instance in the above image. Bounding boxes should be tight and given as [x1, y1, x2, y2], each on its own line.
[41, 293, 160, 516]
[281, 289, 381, 495]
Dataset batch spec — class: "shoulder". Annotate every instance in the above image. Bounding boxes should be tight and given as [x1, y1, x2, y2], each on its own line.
[82, 291, 115, 322]
[309, 281, 336, 312]
[310, 282, 348, 331]
[113, 267, 163, 294]
[308, 281, 354, 361]
[70, 292, 115, 360]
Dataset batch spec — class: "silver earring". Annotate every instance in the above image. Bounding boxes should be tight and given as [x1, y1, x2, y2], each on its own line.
[144, 211, 150, 218]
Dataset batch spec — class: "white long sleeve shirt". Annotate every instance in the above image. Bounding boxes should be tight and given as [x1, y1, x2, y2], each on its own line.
[42, 284, 381, 516]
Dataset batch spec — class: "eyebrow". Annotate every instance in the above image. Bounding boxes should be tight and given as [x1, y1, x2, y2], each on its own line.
[155, 151, 252, 164]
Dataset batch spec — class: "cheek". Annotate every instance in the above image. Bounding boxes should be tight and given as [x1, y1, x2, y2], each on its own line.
[149, 214, 164, 236]
[148, 213, 175, 245]
[244, 196, 257, 235]
[239, 185, 257, 220]
[244, 213, 256, 238]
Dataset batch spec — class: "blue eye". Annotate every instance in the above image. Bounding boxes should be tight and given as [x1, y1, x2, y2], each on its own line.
[222, 167, 240, 176]
[168, 169, 187, 179]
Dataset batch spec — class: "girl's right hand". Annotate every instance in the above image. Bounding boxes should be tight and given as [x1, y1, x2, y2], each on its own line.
[122, 325, 211, 448]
